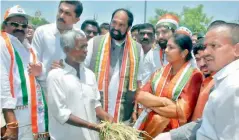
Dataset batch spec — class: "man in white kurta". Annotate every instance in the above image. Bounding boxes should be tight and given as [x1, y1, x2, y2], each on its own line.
[136, 23, 163, 86]
[47, 29, 113, 140]
[1, 5, 48, 139]
[140, 45, 165, 85]
[47, 61, 101, 140]
[31, 1, 85, 92]
[85, 9, 144, 123]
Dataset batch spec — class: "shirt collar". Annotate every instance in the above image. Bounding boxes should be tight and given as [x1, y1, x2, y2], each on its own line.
[62, 60, 85, 76]
[53, 22, 77, 36]
[213, 59, 239, 81]
[52, 22, 60, 35]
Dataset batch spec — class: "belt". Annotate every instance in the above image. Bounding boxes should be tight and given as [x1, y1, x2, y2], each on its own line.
[15, 105, 28, 110]
[33, 132, 49, 139]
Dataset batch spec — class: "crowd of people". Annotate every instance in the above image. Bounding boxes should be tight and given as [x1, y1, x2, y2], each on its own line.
[1, 1, 238, 140]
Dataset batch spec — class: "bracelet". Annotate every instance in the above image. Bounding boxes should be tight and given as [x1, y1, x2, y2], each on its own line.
[6, 121, 18, 127]
[7, 126, 18, 129]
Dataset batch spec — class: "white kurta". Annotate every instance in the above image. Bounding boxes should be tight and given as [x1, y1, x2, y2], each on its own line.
[140, 46, 164, 85]
[85, 37, 144, 120]
[47, 61, 101, 140]
[1, 34, 32, 127]
[197, 59, 239, 139]
[1, 33, 48, 139]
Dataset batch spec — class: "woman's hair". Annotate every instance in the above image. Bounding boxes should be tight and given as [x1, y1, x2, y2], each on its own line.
[171, 33, 193, 61]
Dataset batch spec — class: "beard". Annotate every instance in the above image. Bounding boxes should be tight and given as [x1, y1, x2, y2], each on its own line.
[110, 28, 127, 40]
[157, 39, 168, 49]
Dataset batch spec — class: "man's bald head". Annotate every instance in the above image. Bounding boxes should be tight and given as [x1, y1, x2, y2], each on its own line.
[204, 22, 239, 72]
[208, 22, 239, 45]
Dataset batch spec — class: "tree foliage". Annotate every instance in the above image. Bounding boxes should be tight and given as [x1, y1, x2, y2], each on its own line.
[29, 16, 49, 27]
[29, 10, 49, 27]
[149, 4, 213, 33]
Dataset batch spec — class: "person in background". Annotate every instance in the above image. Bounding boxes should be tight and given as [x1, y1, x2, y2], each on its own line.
[176, 26, 197, 68]
[137, 23, 161, 86]
[81, 19, 100, 41]
[191, 33, 198, 46]
[99, 22, 109, 35]
[131, 24, 141, 41]
[26, 23, 36, 44]
[191, 39, 214, 121]
[155, 14, 180, 66]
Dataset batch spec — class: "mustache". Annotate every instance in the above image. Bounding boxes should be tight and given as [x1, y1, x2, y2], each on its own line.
[142, 38, 149, 41]
[200, 65, 208, 69]
[158, 39, 167, 42]
[57, 18, 65, 23]
[13, 29, 25, 34]
[141, 39, 149, 43]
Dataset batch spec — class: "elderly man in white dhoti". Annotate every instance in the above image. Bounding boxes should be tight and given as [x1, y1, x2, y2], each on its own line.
[46, 30, 113, 140]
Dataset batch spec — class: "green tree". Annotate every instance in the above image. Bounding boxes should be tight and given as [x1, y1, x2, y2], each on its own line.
[149, 4, 213, 33]
[180, 4, 213, 33]
[29, 10, 49, 27]
[30, 16, 49, 27]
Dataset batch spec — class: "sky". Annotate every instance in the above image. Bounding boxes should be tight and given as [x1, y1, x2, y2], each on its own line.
[1, 0, 239, 28]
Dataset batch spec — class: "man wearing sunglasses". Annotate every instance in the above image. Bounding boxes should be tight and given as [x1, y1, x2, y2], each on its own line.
[1, 5, 49, 140]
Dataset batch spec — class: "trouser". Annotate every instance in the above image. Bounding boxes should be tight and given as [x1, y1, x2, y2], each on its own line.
[170, 119, 202, 140]
[18, 124, 34, 140]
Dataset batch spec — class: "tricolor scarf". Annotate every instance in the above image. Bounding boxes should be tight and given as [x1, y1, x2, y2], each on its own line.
[134, 62, 194, 130]
[1, 32, 48, 137]
[94, 32, 139, 122]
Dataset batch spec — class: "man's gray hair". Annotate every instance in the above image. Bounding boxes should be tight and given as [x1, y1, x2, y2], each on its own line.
[60, 30, 86, 50]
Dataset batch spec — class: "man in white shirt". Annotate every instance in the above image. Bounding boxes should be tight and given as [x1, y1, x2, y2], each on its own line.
[32, 0, 84, 93]
[1, 5, 48, 140]
[154, 22, 239, 140]
[196, 22, 239, 140]
[137, 23, 163, 86]
[47, 30, 113, 140]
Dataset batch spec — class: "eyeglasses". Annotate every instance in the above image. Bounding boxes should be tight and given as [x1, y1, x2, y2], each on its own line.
[6, 22, 28, 29]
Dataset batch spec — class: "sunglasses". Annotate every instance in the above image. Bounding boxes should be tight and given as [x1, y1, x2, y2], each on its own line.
[7, 22, 28, 29]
